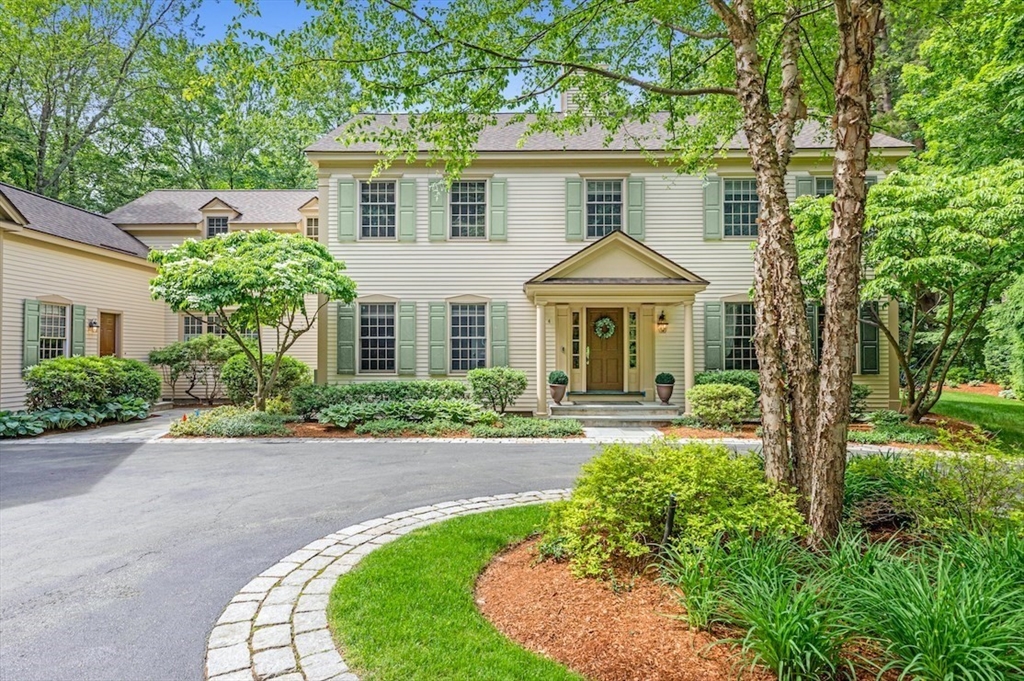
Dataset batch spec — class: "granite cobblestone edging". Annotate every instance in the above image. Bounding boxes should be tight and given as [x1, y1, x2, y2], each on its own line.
[205, 489, 572, 681]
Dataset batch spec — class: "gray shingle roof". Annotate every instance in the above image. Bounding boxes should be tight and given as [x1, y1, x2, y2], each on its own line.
[107, 189, 318, 226]
[306, 114, 913, 153]
[0, 183, 150, 258]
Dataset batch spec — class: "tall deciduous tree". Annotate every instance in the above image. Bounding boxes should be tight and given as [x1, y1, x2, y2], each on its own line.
[267, 0, 884, 543]
[149, 230, 357, 410]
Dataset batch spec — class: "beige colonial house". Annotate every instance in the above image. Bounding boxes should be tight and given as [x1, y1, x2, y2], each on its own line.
[303, 115, 912, 415]
[0, 182, 165, 410]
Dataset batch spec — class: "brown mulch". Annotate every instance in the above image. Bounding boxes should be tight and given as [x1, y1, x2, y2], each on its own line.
[659, 424, 761, 440]
[947, 382, 1003, 397]
[476, 538, 769, 681]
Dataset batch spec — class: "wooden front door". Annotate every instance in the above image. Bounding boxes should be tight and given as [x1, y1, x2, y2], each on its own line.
[99, 313, 119, 357]
[587, 308, 624, 391]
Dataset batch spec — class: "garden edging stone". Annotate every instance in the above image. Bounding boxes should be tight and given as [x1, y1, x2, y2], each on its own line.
[205, 489, 572, 681]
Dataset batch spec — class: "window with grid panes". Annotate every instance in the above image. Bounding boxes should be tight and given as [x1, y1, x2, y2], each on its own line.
[815, 177, 834, 197]
[305, 217, 319, 239]
[360, 181, 396, 239]
[571, 311, 581, 370]
[206, 216, 228, 238]
[359, 303, 396, 373]
[586, 179, 622, 238]
[724, 179, 759, 237]
[628, 311, 637, 368]
[38, 303, 68, 360]
[725, 303, 759, 370]
[450, 181, 487, 238]
[183, 315, 205, 341]
[450, 303, 487, 372]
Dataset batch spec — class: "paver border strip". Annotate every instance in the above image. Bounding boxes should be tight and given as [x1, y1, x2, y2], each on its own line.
[205, 489, 571, 681]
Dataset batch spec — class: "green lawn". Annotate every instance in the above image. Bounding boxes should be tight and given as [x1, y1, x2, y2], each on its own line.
[328, 504, 582, 681]
[932, 391, 1024, 451]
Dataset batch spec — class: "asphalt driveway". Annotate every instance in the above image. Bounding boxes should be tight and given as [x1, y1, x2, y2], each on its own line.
[0, 440, 598, 681]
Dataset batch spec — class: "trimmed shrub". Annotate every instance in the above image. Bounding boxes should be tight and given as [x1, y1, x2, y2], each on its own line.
[695, 370, 760, 398]
[221, 354, 311, 407]
[24, 356, 161, 410]
[850, 383, 872, 420]
[467, 367, 528, 413]
[686, 383, 756, 429]
[469, 416, 583, 438]
[655, 372, 675, 385]
[548, 370, 568, 385]
[317, 399, 492, 429]
[547, 440, 806, 577]
[291, 380, 468, 419]
[169, 406, 291, 437]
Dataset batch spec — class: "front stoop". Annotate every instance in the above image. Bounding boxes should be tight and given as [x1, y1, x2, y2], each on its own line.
[549, 401, 681, 427]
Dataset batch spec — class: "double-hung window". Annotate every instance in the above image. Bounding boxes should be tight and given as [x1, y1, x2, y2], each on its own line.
[206, 216, 229, 238]
[450, 180, 487, 239]
[814, 177, 834, 197]
[305, 217, 319, 239]
[724, 179, 759, 237]
[359, 303, 396, 373]
[183, 313, 257, 341]
[586, 179, 622, 238]
[724, 302, 759, 370]
[38, 303, 68, 360]
[360, 181, 396, 239]
[450, 303, 487, 372]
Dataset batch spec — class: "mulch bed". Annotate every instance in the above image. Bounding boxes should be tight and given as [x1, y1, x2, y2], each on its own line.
[659, 424, 761, 439]
[476, 538, 769, 681]
[947, 382, 1004, 397]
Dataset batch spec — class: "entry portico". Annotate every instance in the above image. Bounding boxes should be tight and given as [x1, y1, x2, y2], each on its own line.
[524, 231, 709, 415]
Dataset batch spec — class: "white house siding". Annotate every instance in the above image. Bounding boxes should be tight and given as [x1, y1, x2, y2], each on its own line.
[0, 233, 166, 410]
[319, 161, 895, 411]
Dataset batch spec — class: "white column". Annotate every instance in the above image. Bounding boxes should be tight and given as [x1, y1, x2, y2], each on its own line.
[536, 303, 548, 416]
[684, 300, 695, 414]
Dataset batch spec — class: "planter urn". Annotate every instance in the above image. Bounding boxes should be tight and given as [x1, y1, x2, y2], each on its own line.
[549, 383, 567, 405]
[656, 383, 674, 405]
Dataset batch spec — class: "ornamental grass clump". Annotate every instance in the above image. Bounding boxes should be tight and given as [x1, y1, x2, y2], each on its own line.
[547, 440, 806, 577]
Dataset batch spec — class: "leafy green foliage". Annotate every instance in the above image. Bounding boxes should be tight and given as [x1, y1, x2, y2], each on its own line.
[850, 383, 872, 421]
[0, 411, 47, 438]
[353, 418, 466, 437]
[318, 399, 493, 430]
[659, 538, 729, 631]
[149, 334, 243, 404]
[847, 410, 939, 445]
[685, 383, 756, 429]
[221, 353, 310, 407]
[291, 380, 468, 419]
[466, 367, 528, 414]
[694, 370, 760, 399]
[469, 417, 583, 439]
[654, 372, 674, 385]
[24, 356, 161, 410]
[150, 230, 356, 409]
[985, 273, 1024, 396]
[547, 441, 806, 577]
[169, 406, 291, 437]
[547, 370, 568, 386]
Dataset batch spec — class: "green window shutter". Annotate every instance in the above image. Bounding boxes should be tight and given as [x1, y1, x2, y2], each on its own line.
[565, 178, 583, 241]
[336, 303, 356, 374]
[22, 299, 40, 369]
[398, 301, 417, 375]
[398, 179, 417, 242]
[703, 302, 723, 370]
[490, 301, 508, 367]
[865, 175, 878, 191]
[428, 179, 446, 241]
[489, 179, 507, 241]
[71, 305, 86, 356]
[859, 302, 880, 375]
[703, 176, 722, 240]
[428, 302, 447, 374]
[626, 177, 645, 240]
[806, 302, 819, 362]
[337, 179, 356, 242]
[795, 176, 814, 197]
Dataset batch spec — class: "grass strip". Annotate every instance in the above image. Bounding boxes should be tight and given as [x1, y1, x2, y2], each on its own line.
[932, 391, 1024, 451]
[328, 504, 581, 681]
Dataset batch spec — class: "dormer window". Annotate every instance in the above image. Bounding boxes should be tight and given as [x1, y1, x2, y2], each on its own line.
[206, 216, 229, 238]
[305, 217, 319, 239]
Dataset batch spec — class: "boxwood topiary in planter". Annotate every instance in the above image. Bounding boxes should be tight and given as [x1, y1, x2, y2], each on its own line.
[548, 370, 569, 405]
[655, 372, 675, 404]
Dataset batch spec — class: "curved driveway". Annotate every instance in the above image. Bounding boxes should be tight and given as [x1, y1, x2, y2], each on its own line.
[0, 440, 600, 681]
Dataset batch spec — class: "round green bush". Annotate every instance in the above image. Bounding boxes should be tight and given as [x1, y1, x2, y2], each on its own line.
[546, 440, 806, 577]
[221, 354, 311, 407]
[686, 383, 756, 429]
[24, 356, 162, 410]
[694, 370, 761, 398]
[548, 370, 569, 385]
[467, 367, 528, 413]
[655, 372, 675, 385]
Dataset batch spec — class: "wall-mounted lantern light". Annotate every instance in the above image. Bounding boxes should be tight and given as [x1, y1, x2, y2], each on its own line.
[656, 311, 669, 334]
[87, 319, 100, 334]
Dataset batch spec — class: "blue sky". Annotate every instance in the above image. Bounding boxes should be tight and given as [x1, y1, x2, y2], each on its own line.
[195, 0, 315, 42]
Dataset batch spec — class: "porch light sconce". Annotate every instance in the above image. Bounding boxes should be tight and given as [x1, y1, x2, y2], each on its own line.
[656, 311, 669, 334]
[87, 319, 100, 334]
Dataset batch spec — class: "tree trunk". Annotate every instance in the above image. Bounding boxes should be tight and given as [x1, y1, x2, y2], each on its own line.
[808, 0, 883, 547]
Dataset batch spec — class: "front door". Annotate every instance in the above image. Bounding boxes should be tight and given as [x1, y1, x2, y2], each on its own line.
[99, 313, 119, 357]
[587, 308, 624, 391]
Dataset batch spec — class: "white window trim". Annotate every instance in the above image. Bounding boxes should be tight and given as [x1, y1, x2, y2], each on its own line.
[357, 179, 399, 242]
[447, 300, 490, 375]
[38, 302, 71, 361]
[356, 298, 399, 376]
[584, 177, 626, 241]
[448, 178, 489, 241]
[722, 177, 759, 240]
[305, 216, 320, 239]
[205, 214, 230, 239]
